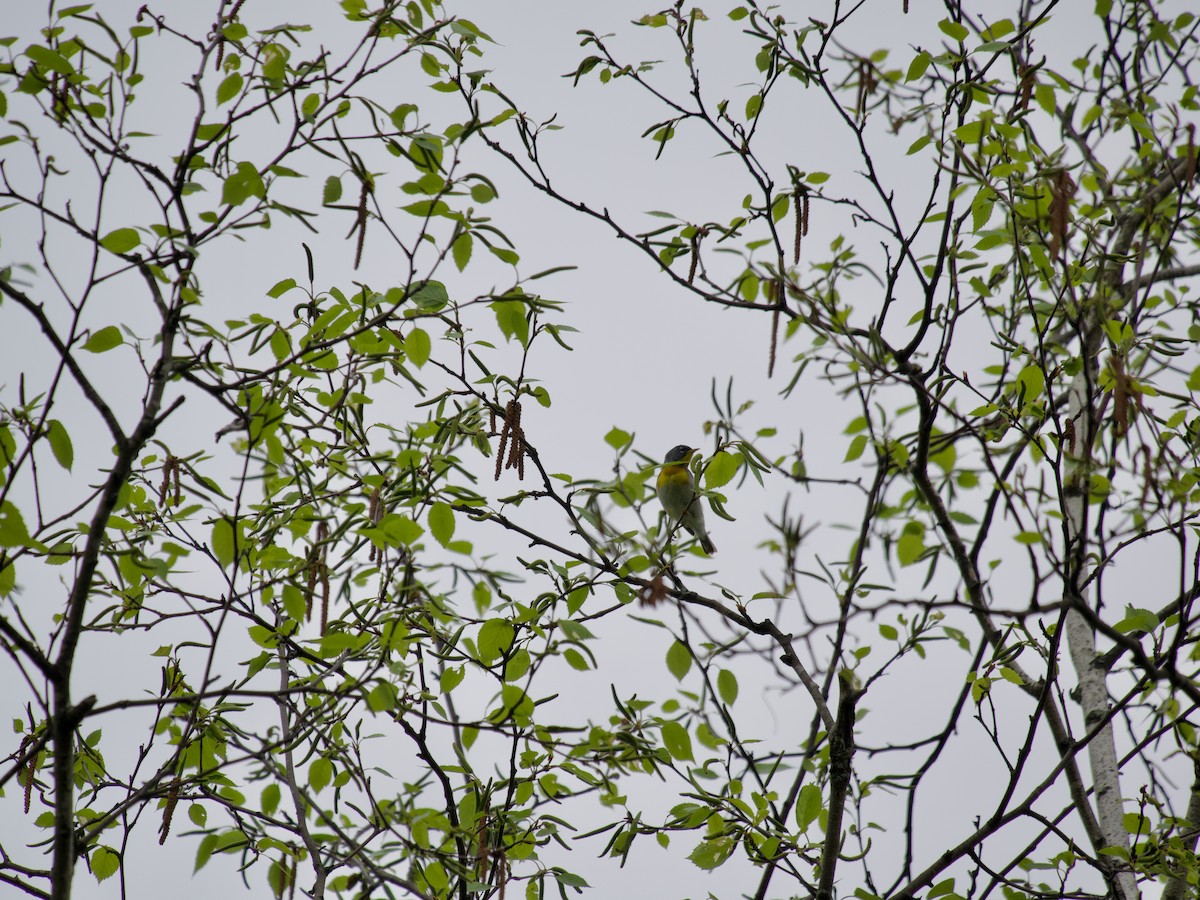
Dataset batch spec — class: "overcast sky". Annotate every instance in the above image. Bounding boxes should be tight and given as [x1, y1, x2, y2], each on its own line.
[2, 1, 1187, 899]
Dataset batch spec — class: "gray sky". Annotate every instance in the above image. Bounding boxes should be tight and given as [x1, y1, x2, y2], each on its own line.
[2, 1, 1191, 898]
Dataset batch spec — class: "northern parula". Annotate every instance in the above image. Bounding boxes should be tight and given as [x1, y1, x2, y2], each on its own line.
[656, 445, 717, 555]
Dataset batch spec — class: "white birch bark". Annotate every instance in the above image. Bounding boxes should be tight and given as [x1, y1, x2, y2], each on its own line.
[1059, 156, 1190, 900]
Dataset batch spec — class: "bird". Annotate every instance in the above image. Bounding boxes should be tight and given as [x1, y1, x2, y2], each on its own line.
[656, 444, 717, 555]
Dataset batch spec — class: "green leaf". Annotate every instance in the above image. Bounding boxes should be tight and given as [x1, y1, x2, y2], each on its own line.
[83, 325, 123, 353]
[323, 175, 342, 204]
[906, 50, 932, 82]
[377, 514, 423, 546]
[301, 92, 320, 120]
[696, 722, 725, 749]
[402, 199, 450, 218]
[90, 845, 120, 882]
[478, 618, 515, 665]
[100, 228, 140, 254]
[795, 783, 822, 831]
[745, 92, 762, 120]
[428, 502, 455, 547]
[490, 245, 520, 265]
[262, 43, 288, 81]
[0, 502, 31, 548]
[211, 517, 236, 568]
[907, 134, 932, 155]
[194, 835, 215, 872]
[716, 669, 738, 705]
[660, 720, 694, 762]
[666, 640, 691, 680]
[405, 327, 431, 367]
[25, 44, 75, 75]
[411, 280, 449, 312]
[1016, 364, 1045, 403]
[605, 427, 632, 450]
[440, 665, 464, 693]
[309, 757, 333, 792]
[896, 524, 925, 567]
[45, 419, 73, 470]
[425, 862, 450, 892]
[999, 667, 1023, 685]
[844, 433, 868, 462]
[982, 18, 1015, 39]
[928, 878, 958, 899]
[703, 451, 738, 489]
[222, 161, 265, 207]
[491, 298, 528, 344]
[564, 648, 590, 671]
[504, 647, 530, 682]
[688, 835, 735, 870]
[195, 122, 227, 141]
[1115, 606, 1158, 634]
[554, 870, 589, 889]
[260, 783, 280, 817]
[452, 232, 473, 271]
[367, 681, 397, 712]
[496, 684, 534, 723]
[267, 277, 297, 298]
[216, 72, 243, 105]
[954, 121, 983, 143]
[938, 18, 969, 41]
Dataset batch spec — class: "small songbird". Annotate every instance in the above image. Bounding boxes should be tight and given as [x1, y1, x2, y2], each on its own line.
[656, 445, 716, 555]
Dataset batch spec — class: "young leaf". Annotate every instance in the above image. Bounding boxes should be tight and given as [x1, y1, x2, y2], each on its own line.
[90, 846, 120, 882]
[45, 419, 73, 470]
[478, 618, 515, 665]
[795, 783, 823, 831]
[82, 325, 123, 353]
[660, 720, 694, 762]
[666, 640, 691, 680]
[428, 501, 455, 546]
[99, 228, 140, 254]
[716, 669, 738, 705]
[703, 451, 738, 489]
[405, 327, 431, 367]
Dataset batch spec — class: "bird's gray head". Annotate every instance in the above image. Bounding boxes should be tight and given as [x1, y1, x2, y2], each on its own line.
[664, 445, 694, 463]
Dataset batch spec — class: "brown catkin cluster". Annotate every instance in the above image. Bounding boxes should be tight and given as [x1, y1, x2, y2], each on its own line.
[215, 0, 246, 71]
[158, 455, 182, 506]
[368, 485, 384, 564]
[158, 778, 180, 844]
[1186, 123, 1197, 187]
[353, 179, 371, 270]
[477, 813, 490, 879]
[855, 58, 877, 120]
[1108, 352, 1142, 438]
[494, 398, 527, 481]
[1048, 170, 1076, 259]
[305, 522, 331, 632]
[767, 280, 782, 378]
[794, 187, 809, 265]
[19, 735, 35, 814]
